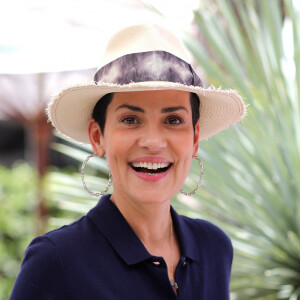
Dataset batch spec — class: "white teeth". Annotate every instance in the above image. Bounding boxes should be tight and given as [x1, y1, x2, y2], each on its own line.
[160, 163, 169, 168]
[131, 162, 170, 169]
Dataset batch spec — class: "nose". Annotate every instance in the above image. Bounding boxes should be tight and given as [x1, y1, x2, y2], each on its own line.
[138, 124, 167, 152]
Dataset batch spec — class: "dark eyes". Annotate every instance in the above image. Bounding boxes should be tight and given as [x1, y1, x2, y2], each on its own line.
[120, 115, 184, 126]
[165, 116, 184, 125]
[121, 116, 140, 125]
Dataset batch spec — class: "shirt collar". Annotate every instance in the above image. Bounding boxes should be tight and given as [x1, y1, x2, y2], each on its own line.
[170, 206, 200, 262]
[87, 194, 200, 265]
[87, 194, 151, 265]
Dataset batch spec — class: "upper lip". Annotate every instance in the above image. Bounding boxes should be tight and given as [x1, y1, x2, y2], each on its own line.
[129, 156, 172, 163]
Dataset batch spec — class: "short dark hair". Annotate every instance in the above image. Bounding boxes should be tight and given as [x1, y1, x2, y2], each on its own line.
[190, 92, 200, 131]
[92, 92, 200, 135]
[92, 93, 114, 136]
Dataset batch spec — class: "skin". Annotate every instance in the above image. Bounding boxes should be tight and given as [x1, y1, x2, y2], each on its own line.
[88, 90, 200, 288]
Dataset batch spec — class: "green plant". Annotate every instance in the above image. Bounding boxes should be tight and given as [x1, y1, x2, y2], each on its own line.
[179, 0, 300, 298]
[0, 163, 37, 300]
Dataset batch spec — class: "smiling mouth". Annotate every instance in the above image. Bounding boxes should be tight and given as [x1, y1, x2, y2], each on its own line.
[129, 162, 172, 175]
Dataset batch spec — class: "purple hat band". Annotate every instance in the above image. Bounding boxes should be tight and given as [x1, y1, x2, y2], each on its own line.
[94, 51, 203, 87]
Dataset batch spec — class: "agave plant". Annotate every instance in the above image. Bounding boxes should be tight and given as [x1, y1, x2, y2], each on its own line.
[45, 0, 300, 299]
[178, 0, 300, 299]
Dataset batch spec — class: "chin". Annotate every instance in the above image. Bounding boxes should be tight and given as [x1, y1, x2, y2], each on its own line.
[132, 187, 177, 206]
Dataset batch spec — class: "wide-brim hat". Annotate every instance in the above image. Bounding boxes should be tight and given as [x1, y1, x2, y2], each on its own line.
[47, 24, 246, 144]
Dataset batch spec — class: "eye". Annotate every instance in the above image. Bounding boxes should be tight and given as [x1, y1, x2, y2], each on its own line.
[165, 116, 184, 125]
[120, 116, 140, 125]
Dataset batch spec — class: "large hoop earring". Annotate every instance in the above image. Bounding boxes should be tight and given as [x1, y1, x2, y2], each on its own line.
[81, 153, 112, 197]
[180, 156, 203, 196]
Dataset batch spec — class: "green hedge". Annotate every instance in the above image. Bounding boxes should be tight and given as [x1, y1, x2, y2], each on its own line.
[0, 163, 37, 300]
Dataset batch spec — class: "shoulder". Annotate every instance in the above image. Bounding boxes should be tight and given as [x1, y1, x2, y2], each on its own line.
[10, 216, 95, 299]
[187, 217, 231, 242]
[10, 235, 70, 299]
[19, 215, 97, 273]
[19, 234, 66, 277]
[179, 215, 233, 258]
[14, 216, 91, 283]
[41, 214, 96, 249]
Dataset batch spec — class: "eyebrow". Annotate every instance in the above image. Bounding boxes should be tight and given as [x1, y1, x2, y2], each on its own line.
[115, 105, 145, 113]
[115, 104, 188, 114]
[161, 106, 188, 113]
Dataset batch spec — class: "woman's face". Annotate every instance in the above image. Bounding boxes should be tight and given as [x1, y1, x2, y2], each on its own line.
[89, 90, 200, 205]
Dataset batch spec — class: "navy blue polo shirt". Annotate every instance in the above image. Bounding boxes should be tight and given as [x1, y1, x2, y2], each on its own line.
[10, 194, 233, 299]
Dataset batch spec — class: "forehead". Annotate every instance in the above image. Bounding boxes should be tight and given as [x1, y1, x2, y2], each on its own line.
[109, 90, 191, 109]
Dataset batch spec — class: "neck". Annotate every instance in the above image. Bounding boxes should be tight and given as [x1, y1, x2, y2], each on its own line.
[110, 191, 180, 293]
[110, 191, 172, 248]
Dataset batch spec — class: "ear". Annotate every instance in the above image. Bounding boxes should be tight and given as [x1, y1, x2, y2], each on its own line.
[192, 121, 200, 156]
[88, 119, 105, 157]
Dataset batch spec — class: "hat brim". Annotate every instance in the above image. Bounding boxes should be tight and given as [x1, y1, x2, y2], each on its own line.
[47, 81, 246, 144]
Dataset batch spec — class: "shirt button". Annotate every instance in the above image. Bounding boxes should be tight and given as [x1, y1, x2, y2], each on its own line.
[182, 261, 187, 267]
[153, 261, 161, 265]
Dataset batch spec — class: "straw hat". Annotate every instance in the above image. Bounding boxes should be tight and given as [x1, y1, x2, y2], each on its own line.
[47, 24, 246, 143]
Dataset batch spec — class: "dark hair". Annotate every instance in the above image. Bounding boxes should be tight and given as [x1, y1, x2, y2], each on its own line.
[92, 92, 200, 135]
[190, 92, 200, 131]
[92, 93, 114, 136]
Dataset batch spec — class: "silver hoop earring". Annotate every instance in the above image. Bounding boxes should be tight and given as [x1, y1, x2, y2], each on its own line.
[180, 156, 203, 196]
[81, 153, 112, 197]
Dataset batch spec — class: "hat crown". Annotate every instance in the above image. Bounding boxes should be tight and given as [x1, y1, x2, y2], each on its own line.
[98, 24, 190, 69]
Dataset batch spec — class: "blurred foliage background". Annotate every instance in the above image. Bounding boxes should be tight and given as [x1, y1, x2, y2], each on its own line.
[183, 1, 300, 298]
[0, 164, 37, 298]
[0, 0, 299, 299]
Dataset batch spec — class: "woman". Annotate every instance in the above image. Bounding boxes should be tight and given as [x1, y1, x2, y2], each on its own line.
[10, 24, 245, 299]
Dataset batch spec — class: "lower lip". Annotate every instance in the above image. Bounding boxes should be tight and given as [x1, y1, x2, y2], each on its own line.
[130, 166, 172, 182]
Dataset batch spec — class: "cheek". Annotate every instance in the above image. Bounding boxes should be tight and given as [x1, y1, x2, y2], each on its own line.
[172, 131, 195, 170]
[102, 131, 136, 169]
[170, 130, 195, 154]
